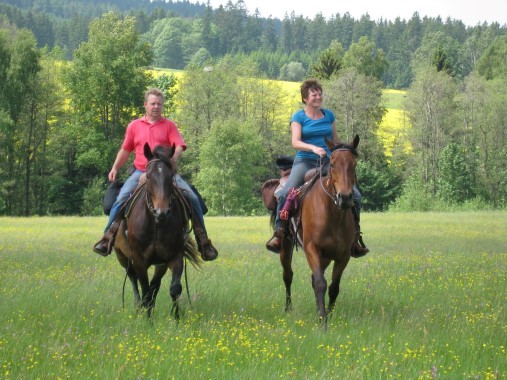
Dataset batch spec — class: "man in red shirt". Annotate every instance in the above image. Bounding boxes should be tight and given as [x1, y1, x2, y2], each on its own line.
[93, 88, 218, 261]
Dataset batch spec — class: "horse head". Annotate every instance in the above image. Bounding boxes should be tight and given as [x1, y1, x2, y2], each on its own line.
[144, 143, 177, 223]
[325, 135, 360, 209]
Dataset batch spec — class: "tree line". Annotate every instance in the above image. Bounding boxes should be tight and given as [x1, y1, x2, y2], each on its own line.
[0, 10, 505, 216]
[2, 0, 506, 88]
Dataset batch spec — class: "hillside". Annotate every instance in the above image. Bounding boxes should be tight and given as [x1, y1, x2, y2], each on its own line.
[150, 67, 409, 157]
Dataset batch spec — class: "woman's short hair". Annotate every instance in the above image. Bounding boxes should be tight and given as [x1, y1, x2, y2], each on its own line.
[300, 79, 322, 104]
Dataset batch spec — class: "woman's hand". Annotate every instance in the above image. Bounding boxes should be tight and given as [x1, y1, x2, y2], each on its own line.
[312, 146, 327, 157]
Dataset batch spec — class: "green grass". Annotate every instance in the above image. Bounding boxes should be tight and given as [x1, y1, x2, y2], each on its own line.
[0, 212, 505, 379]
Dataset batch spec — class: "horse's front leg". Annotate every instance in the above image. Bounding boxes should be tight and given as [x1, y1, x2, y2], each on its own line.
[327, 257, 349, 316]
[280, 236, 294, 312]
[115, 249, 141, 307]
[168, 258, 184, 320]
[312, 271, 328, 324]
[305, 244, 328, 323]
[128, 268, 141, 307]
[145, 264, 169, 318]
[135, 264, 152, 314]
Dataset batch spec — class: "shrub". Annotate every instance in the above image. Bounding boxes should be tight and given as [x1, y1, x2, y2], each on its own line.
[81, 177, 106, 216]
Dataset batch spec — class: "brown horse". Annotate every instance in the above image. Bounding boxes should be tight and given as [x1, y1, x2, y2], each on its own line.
[113, 143, 201, 318]
[280, 135, 360, 323]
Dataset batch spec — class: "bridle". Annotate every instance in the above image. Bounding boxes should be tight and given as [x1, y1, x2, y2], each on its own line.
[145, 158, 175, 218]
[319, 148, 355, 207]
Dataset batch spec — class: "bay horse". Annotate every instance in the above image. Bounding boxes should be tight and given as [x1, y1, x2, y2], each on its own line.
[279, 135, 360, 324]
[113, 143, 201, 318]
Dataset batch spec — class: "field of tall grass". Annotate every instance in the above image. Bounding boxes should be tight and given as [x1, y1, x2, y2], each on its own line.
[0, 212, 505, 379]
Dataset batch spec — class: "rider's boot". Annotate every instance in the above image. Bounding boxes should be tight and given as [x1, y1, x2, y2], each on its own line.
[352, 230, 369, 258]
[93, 220, 120, 256]
[266, 219, 288, 254]
[194, 226, 218, 261]
[266, 227, 284, 253]
[351, 207, 369, 258]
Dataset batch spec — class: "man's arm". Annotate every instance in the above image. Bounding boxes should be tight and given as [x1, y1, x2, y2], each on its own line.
[108, 149, 130, 182]
[173, 145, 184, 162]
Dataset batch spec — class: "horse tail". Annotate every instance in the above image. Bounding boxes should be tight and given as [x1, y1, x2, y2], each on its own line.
[269, 208, 276, 231]
[184, 238, 202, 268]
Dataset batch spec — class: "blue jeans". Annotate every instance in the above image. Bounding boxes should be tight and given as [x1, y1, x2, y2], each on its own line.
[274, 156, 362, 229]
[105, 170, 143, 231]
[104, 171, 207, 234]
[174, 174, 206, 232]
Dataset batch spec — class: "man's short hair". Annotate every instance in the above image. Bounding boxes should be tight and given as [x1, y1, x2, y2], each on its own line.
[145, 88, 164, 102]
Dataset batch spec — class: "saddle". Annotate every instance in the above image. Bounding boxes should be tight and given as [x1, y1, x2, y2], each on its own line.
[280, 170, 321, 248]
[261, 155, 294, 211]
[104, 178, 193, 254]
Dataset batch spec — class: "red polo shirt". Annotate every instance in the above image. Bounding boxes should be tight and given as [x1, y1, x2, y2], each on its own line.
[122, 116, 187, 171]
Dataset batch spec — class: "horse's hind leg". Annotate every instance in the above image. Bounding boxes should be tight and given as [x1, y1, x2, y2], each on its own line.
[280, 237, 293, 312]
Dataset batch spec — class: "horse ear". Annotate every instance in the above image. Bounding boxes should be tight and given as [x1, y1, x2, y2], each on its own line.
[144, 143, 153, 161]
[325, 137, 334, 150]
[352, 134, 360, 149]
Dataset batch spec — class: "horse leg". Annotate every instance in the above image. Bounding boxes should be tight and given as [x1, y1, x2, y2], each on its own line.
[127, 268, 141, 307]
[305, 243, 328, 323]
[280, 236, 293, 312]
[312, 271, 328, 324]
[168, 259, 184, 320]
[135, 264, 153, 316]
[327, 259, 348, 317]
[145, 265, 169, 318]
[115, 249, 142, 307]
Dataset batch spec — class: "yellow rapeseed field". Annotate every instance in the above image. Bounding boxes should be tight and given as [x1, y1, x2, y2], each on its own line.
[150, 68, 409, 157]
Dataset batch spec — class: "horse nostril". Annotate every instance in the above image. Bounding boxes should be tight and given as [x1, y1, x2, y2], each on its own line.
[156, 208, 170, 218]
[346, 193, 354, 207]
[336, 192, 354, 208]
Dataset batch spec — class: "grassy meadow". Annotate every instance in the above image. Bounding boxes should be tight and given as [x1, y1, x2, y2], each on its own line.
[0, 212, 505, 379]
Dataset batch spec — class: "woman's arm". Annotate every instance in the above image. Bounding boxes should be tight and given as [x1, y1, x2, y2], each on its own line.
[291, 121, 326, 157]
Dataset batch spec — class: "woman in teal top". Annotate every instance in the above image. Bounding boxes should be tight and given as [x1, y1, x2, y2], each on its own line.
[266, 79, 369, 257]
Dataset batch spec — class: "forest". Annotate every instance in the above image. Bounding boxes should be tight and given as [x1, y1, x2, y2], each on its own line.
[0, 0, 505, 216]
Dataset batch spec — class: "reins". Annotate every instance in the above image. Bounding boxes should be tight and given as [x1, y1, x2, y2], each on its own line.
[120, 156, 196, 312]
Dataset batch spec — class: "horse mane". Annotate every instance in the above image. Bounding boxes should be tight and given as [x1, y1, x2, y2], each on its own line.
[330, 142, 358, 157]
